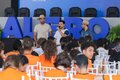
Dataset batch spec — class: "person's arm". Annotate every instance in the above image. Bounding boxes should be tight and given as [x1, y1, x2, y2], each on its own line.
[89, 30, 93, 40]
[34, 25, 37, 43]
[34, 32, 37, 46]
[34, 32, 37, 42]
[80, 30, 84, 37]
[49, 31, 52, 36]
[59, 30, 66, 37]
[48, 25, 52, 36]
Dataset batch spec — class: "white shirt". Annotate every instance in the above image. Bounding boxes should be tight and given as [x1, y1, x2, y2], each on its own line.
[54, 29, 68, 45]
[33, 48, 44, 56]
[34, 23, 52, 40]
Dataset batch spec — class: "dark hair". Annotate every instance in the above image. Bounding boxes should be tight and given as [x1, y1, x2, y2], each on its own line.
[96, 38, 109, 48]
[70, 49, 80, 60]
[13, 39, 22, 51]
[59, 20, 65, 24]
[66, 39, 79, 51]
[43, 40, 57, 61]
[81, 42, 96, 52]
[37, 38, 46, 48]
[78, 37, 85, 44]
[60, 36, 73, 50]
[4, 55, 20, 69]
[18, 55, 28, 66]
[54, 52, 71, 68]
[84, 35, 92, 42]
[31, 51, 39, 56]
[0, 41, 4, 53]
[0, 56, 4, 68]
[48, 36, 55, 41]
[75, 55, 88, 68]
[23, 38, 33, 50]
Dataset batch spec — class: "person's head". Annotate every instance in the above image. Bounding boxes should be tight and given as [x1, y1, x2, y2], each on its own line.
[84, 35, 92, 42]
[4, 55, 19, 69]
[38, 14, 45, 24]
[0, 41, 4, 54]
[60, 36, 73, 50]
[66, 39, 79, 51]
[43, 40, 57, 61]
[81, 42, 96, 59]
[48, 36, 56, 43]
[78, 37, 85, 47]
[74, 55, 88, 73]
[37, 38, 46, 48]
[82, 20, 89, 30]
[58, 20, 65, 29]
[54, 52, 71, 69]
[23, 38, 33, 51]
[18, 55, 28, 72]
[97, 38, 108, 48]
[70, 49, 80, 60]
[13, 39, 22, 51]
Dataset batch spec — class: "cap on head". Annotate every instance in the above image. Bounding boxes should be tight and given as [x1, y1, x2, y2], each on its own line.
[38, 14, 45, 20]
[82, 20, 89, 26]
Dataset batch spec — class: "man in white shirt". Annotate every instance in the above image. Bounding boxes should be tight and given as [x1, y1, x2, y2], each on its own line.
[54, 20, 69, 46]
[34, 14, 52, 43]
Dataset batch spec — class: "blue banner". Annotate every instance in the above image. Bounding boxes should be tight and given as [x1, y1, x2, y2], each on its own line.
[19, 0, 120, 17]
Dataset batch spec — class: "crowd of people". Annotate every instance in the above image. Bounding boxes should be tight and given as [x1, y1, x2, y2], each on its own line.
[0, 14, 120, 80]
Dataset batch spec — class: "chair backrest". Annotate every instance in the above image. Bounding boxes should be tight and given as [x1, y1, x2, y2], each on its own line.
[84, 8, 97, 17]
[39, 62, 55, 72]
[18, 7, 30, 17]
[34, 8, 46, 17]
[106, 7, 119, 17]
[21, 76, 25, 80]
[4, 7, 16, 17]
[50, 7, 62, 17]
[69, 7, 81, 17]
[0, 68, 3, 72]
[26, 62, 39, 76]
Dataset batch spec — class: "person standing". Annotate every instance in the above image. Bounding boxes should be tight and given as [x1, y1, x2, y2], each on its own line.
[34, 14, 52, 43]
[54, 20, 69, 45]
[80, 20, 93, 39]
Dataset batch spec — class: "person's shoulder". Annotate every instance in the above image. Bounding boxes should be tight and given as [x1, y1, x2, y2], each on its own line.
[35, 23, 41, 26]
[44, 23, 50, 27]
[35, 24, 41, 28]
[88, 29, 92, 32]
[39, 54, 45, 59]
[45, 23, 50, 25]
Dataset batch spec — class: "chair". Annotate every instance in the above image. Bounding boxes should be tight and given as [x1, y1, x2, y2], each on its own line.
[26, 62, 39, 76]
[21, 76, 25, 80]
[39, 62, 55, 72]
[18, 7, 30, 17]
[117, 61, 120, 74]
[50, 7, 62, 17]
[69, 7, 81, 17]
[84, 8, 97, 17]
[4, 7, 16, 17]
[106, 7, 119, 17]
[34, 8, 46, 17]
[0, 68, 2, 72]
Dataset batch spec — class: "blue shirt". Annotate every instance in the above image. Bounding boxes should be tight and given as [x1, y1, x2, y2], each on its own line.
[80, 29, 93, 39]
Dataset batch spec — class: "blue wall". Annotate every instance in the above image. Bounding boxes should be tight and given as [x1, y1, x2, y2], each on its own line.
[19, 0, 120, 17]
